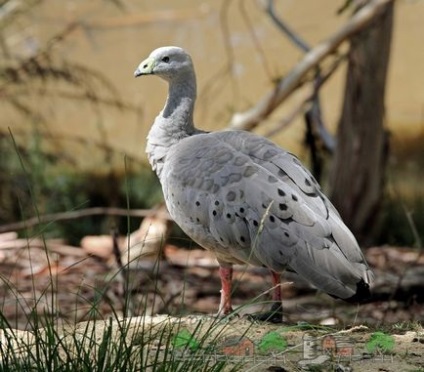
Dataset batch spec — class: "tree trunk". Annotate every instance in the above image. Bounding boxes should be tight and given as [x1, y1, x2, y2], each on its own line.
[329, 1, 394, 245]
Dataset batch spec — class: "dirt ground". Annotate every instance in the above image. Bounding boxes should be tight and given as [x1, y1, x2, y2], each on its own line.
[0, 232, 423, 371]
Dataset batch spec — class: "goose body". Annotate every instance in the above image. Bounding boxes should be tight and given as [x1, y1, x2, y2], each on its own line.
[134, 46, 373, 321]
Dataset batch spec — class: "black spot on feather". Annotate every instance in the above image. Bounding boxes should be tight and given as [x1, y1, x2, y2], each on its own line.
[279, 203, 288, 211]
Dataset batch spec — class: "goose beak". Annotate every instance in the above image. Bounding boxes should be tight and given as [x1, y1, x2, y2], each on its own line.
[134, 56, 155, 77]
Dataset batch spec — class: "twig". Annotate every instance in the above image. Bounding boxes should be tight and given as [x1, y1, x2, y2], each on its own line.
[0, 207, 171, 234]
[111, 227, 135, 317]
[264, 53, 344, 141]
[82, 7, 209, 30]
[240, 0, 274, 80]
[264, 1, 336, 157]
[220, 0, 241, 105]
[228, 0, 393, 131]
[265, 0, 310, 53]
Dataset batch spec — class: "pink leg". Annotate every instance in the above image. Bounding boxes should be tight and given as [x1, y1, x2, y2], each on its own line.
[218, 266, 233, 315]
[247, 270, 284, 323]
[271, 271, 282, 303]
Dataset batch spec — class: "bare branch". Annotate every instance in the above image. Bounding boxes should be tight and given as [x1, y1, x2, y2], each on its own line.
[263, 0, 336, 156]
[0, 208, 172, 234]
[228, 0, 394, 131]
[264, 0, 310, 53]
[240, 0, 274, 79]
[83, 7, 209, 30]
[264, 53, 344, 139]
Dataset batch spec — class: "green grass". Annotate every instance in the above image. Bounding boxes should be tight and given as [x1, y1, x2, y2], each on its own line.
[0, 314, 235, 371]
[0, 244, 245, 371]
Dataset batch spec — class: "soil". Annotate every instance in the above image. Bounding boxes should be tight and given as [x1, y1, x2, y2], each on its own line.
[0, 234, 422, 371]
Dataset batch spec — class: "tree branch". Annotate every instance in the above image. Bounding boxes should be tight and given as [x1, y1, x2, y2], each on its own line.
[0, 207, 171, 234]
[264, 53, 344, 139]
[263, 0, 336, 157]
[264, 0, 310, 53]
[228, 0, 394, 131]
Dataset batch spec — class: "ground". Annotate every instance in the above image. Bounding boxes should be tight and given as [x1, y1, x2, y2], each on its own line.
[0, 232, 423, 370]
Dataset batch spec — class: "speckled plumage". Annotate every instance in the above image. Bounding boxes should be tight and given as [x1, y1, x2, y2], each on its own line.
[135, 46, 373, 321]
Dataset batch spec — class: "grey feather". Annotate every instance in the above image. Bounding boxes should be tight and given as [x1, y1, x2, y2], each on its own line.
[135, 46, 374, 303]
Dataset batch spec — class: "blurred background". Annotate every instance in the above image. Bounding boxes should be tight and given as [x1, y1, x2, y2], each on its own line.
[0, 0, 423, 247]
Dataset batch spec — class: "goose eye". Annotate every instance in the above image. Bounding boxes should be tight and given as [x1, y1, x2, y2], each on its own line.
[162, 56, 170, 63]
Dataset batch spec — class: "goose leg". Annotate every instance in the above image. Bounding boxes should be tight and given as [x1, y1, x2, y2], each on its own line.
[271, 270, 283, 304]
[218, 265, 234, 315]
[248, 270, 284, 323]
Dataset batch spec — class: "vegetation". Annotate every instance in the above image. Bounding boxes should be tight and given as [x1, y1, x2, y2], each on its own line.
[0, 134, 164, 245]
[0, 302, 240, 371]
[2, 130, 423, 246]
